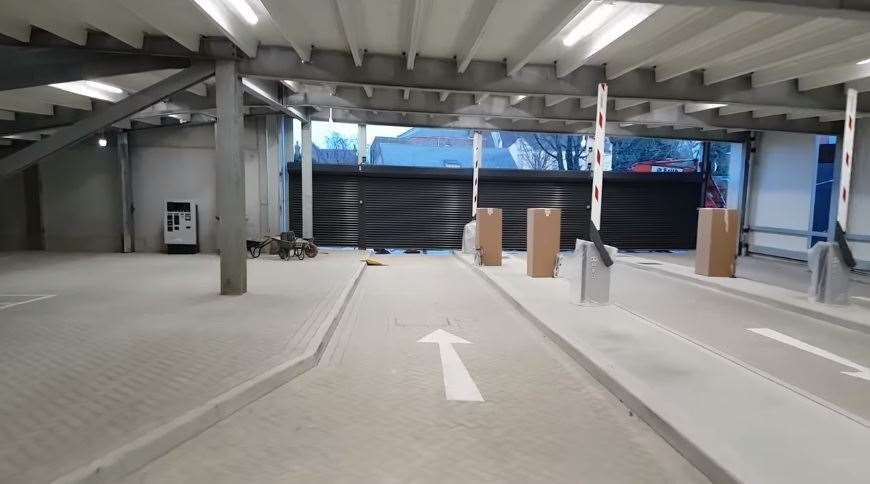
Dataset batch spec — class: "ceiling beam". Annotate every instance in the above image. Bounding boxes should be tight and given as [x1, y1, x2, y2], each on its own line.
[405, 0, 431, 70]
[799, 63, 870, 91]
[556, 3, 660, 78]
[242, 77, 307, 121]
[241, 47, 863, 112]
[0, 46, 191, 91]
[3, 3, 87, 45]
[285, 87, 838, 134]
[67, 0, 145, 48]
[317, 107, 746, 142]
[752, 34, 870, 87]
[187, 0, 259, 58]
[0, 95, 53, 115]
[617, 0, 870, 20]
[259, 0, 312, 61]
[603, 6, 724, 80]
[334, 0, 364, 67]
[655, 14, 809, 82]
[7, 86, 92, 111]
[454, 0, 499, 73]
[702, 18, 858, 85]
[0, 62, 215, 178]
[545, 95, 573, 107]
[117, 0, 201, 52]
[506, 0, 592, 77]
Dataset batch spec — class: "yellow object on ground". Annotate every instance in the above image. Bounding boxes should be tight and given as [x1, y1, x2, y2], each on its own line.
[362, 257, 387, 266]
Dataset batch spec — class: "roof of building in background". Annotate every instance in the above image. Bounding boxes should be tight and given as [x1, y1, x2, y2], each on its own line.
[371, 142, 515, 169]
[313, 146, 357, 165]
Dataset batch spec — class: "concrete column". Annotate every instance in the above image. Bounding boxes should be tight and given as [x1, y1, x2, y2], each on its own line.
[117, 131, 134, 253]
[301, 121, 313, 239]
[278, 115, 292, 233]
[264, 115, 281, 236]
[215, 60, 247, 295]
[357, 124, 367, 166]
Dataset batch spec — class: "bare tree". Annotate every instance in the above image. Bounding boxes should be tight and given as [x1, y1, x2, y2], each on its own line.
[514, 138, 558, 170]
[533, 134, 590, 170]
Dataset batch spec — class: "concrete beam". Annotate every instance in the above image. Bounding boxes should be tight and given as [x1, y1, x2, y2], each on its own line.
[287, 87, 840, 135]
[454, 0, 499, 73]
[618, 0, 870, 20]
[317, 108, 747, 142]
[240, 48, 863, 112]
[0, 45, 192, 91]
[215, 60, 247, 295]
[0, 62, 215, 178]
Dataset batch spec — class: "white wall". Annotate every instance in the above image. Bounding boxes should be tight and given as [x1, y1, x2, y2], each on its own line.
[746, 132, 818, 259]
[130, 120, 266, 253]
[0, 171, 27, 251]
[39, 139, 122, 252]
[848, 119, 870, 266]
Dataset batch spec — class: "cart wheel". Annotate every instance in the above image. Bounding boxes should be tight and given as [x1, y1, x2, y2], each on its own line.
[254, 246, 262, 258]
[304, 243, 318, 258]
[248, 247, 256, 258]
[295, 247, 305, 260]
[279, 247, 290, 260]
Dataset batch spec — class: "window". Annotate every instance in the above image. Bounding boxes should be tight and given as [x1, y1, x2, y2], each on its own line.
[487, 131, 588, 170]
[706, 141, 743, 208]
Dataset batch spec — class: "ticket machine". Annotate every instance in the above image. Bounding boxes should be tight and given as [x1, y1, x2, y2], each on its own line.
[164, 200, 199, 254]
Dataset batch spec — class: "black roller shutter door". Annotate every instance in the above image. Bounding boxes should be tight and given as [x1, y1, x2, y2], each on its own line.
[288, 165, 360, 246]
[361, 167, 471, 249]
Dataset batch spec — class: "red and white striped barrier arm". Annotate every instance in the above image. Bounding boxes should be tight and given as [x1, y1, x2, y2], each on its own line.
[589, 83, 613, 266]
[472, 130, 482, 218]
[835, 88, 858, 268]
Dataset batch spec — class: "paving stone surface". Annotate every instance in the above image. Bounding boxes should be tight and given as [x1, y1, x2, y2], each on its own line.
[0, 250, 363, 484]
[123, 254, 708, 484]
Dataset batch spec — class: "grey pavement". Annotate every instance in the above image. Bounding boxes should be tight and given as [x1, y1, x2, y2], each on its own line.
[0, 250, 363, 484]
[466, 252, 870, 484]
[614, 262, 870, 422]
[637, 250, 870, 300]
[122, 254, 707, 484]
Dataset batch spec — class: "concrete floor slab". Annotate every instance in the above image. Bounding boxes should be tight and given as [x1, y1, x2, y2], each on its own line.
[463, 252, 870, 484]
[122, 255, 707, 484]
[621, 254, 870, 334]
[0, 250, 364, 484]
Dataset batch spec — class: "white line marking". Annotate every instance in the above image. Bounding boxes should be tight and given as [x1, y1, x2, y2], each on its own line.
[748, 327, 870, 381]
[0, 294, 56, 310]
[853, 296, 870, 303]
[418, 329, 484, 402]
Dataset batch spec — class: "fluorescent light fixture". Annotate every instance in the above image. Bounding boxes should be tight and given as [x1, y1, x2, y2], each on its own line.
[226, 0, 258, 25]
[85, 80, 123, 94]
[242, 77, 276, 103]
[50, 81, 125, 101]
[563, 1, 617, 47]
[97, 137, 108, 148]
[857, 57, 870, 65]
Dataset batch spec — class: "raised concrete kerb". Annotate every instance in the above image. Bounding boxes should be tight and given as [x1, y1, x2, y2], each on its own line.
[619, 257, 870, 336]
[451, 251, 739, 484]
[52, 260, 368, 484]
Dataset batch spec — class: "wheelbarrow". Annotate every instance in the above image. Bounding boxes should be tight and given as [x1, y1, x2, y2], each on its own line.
[247, 232, 318, 260]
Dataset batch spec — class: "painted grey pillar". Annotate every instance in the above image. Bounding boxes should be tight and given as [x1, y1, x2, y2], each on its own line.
[264, 115, 281, 236]
[357, 124, 367, 166]
[301, 120, 313, 239]
[117, 131, 134, 253]
[215, 60, 247, 295]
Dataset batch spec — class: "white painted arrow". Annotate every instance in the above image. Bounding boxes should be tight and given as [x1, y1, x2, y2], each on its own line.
[748, 328, 870, 381]
[418, 329, 484, 401]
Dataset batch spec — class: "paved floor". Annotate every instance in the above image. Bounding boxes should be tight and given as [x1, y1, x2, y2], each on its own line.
[637, 250, 870, 300]
[473, 252, 870, 484]
[613, 262, 870, 422]
[0, 250, 363, 484]
[123, 254, 708, 484]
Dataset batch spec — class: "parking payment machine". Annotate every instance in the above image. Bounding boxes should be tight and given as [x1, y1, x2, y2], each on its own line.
[164, 200, 199, 254]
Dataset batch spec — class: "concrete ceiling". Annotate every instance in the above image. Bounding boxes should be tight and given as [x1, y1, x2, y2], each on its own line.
[2, 0, 870, 140]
